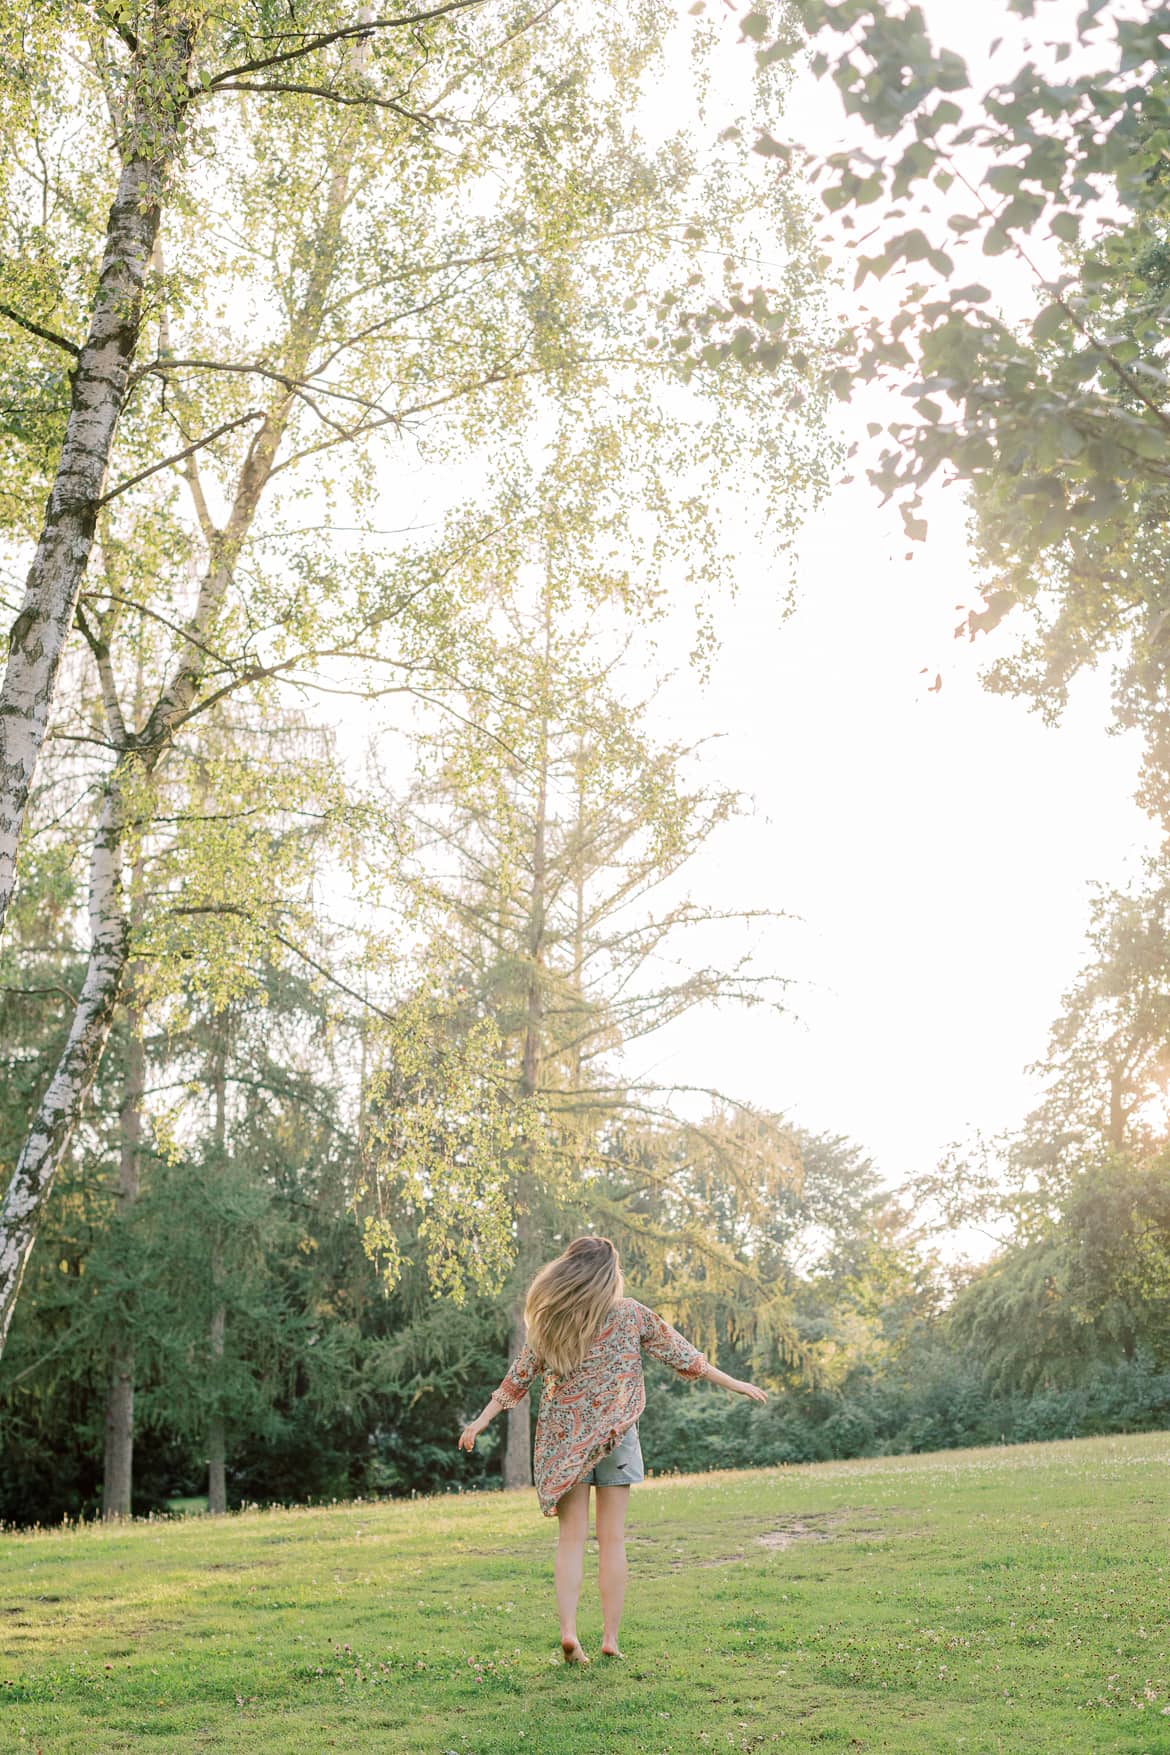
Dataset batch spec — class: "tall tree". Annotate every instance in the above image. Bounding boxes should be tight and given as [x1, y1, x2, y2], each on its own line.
[390, 548, 798, 1481]
[0, 0, 500, 938]
[912, 867, 1170, 1251]
[0, 0, 829, 1354]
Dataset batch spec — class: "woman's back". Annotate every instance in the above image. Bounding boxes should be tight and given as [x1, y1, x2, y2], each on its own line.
[494, 1296, 707, 1515]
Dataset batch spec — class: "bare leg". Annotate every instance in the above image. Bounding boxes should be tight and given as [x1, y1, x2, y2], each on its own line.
[595, 1484, 629, 1655]
[554, 1479, 591, 1663]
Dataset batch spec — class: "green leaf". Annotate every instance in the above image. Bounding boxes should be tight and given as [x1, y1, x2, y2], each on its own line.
[890, 228, 932, 264]
[752, 132, 790, 160]
[1032, 303, 1067, 343]
[986, 164, 1024, 196]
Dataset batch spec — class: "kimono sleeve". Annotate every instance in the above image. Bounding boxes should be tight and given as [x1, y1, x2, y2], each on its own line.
[492, 1340, 543, 1409]
[632, 1300, 706, 1380]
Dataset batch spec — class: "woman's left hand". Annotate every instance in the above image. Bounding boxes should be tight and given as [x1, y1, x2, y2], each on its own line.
[457, 1421, 482, 1451]
[735, 1379, 768, 1403]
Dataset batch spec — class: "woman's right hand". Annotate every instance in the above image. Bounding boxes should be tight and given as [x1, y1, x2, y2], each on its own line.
[458, 1419, 484, 1451]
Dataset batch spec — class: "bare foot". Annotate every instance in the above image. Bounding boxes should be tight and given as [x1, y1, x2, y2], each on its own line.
[561, 1638, 590, 1665]
[600, 1640, 622, 1658]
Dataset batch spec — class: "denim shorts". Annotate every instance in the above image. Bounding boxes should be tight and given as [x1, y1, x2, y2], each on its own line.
[583, 1423, 645, 1487]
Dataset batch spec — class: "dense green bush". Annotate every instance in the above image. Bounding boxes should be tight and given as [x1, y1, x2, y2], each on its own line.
[638, 1349, 1170, 1480]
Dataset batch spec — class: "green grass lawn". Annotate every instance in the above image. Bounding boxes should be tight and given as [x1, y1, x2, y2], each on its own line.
[2, 1431, 1168, 1753]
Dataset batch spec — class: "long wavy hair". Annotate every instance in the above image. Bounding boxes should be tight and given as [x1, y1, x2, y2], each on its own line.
[524, 1235, 624, 1378]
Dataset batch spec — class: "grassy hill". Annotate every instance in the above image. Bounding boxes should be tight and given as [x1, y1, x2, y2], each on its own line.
[2, 1432, 1168, 1753]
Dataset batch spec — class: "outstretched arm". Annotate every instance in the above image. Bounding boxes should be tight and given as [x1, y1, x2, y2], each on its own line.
[458, 1339, 542, 1451]
[698, 1357, 767, 1403]
[457, 1391, 505, 1451]
[635, 1300, 767, 1402]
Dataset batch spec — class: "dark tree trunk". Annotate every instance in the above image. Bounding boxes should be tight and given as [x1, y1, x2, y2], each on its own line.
[102, 970, 145, 1519]
[207, 1299, 227, 1517]
[501, 1295, 532, 1489]
[207, 1030, 228, 1515]
[503, 626, 550, 1490]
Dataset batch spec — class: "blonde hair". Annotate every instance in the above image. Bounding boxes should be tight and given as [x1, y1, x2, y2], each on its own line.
[524, 1236, 624, 1378]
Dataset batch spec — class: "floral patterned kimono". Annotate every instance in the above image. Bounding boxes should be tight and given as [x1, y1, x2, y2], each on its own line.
[492, 1296, 706, 1516]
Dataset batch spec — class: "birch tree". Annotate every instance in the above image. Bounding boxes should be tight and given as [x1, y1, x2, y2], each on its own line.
[0, 0, 499, 939]
[0, 0, 829, 1353]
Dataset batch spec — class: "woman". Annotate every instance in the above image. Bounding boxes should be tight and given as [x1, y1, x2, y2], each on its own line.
[457, 1235, 767, 1663]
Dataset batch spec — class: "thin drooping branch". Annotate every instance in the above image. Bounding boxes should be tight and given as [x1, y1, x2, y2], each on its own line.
[81, 592, 236, 676]
[208, 81, 436, 124]
[169, 905, 397, 1021]
[0, 982, 81, 1006]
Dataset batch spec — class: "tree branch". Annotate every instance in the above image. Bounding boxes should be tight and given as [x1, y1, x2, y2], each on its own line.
[93, 2, 137, 52]
[0, 982, 81, 1007]
[73, 601, 128, 748]
[167, 904, 395, 1021]
[205, 0, 488, 90]
[133, 356, 390, 439]
[0, 300, 80, 359]
[81, 590, 236, 677]
[152, 231, 222, 547]
[267, 360, 542, 477]
[95, 411, 264, 507]
[207, 80, 436, 124]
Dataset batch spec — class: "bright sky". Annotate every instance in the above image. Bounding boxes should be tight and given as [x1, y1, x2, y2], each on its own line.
[629, 0, 1157, 1190]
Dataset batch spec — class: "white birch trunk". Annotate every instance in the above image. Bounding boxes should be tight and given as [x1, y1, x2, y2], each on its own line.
[0, 781, 129, 1351]
[0, 12, 194, 939]
[0, 39, 363, 1362]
